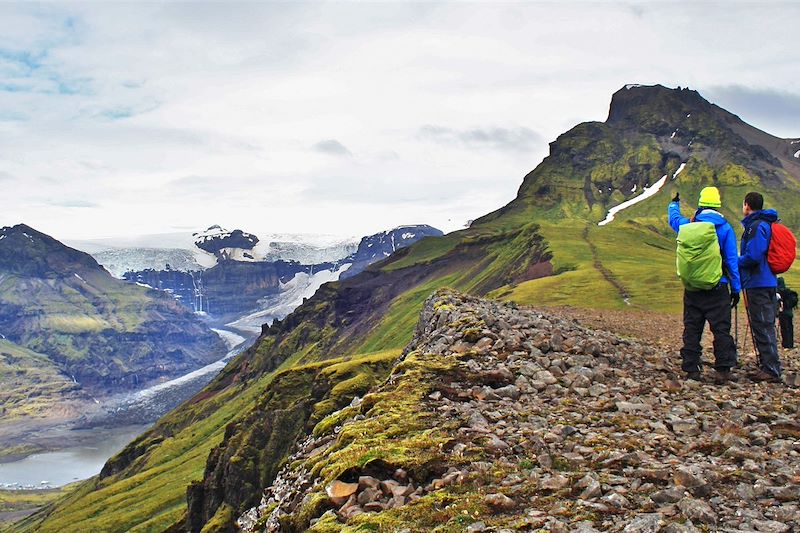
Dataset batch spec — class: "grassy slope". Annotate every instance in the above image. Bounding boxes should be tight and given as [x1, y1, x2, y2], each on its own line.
[12, 218, 552, 532]
[502, 176, 800, 314]
[0, 270, 150, 337]
[0, 340, 81, 422]
[0, 487, 75, 529]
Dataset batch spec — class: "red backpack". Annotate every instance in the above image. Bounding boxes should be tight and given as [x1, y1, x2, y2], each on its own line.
[768, 222, 797, 274]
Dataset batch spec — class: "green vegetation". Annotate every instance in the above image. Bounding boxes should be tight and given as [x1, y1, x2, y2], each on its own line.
[12, 380, 260, 532]
[282, 349, 469, 531]
[0, 487, 75, 528]
[0, 340, 80, 425]
[358, 275, 460, 353]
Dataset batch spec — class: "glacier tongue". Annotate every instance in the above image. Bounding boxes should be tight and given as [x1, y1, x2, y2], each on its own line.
[227, 264, 352, 334]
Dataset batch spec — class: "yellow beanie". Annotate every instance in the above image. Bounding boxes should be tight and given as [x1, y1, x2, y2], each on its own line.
[698, 186, 721, 208]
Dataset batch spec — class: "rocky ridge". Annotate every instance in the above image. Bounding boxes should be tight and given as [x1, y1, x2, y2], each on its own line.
[237, 289, 800, 532]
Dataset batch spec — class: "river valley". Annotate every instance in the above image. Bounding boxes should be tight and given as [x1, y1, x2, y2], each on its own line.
[0, 327, 252, 489]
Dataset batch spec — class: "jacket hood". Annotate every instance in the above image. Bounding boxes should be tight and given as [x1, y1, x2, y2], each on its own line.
[742, 208, 779, 226]
[694, 208, 729, 228]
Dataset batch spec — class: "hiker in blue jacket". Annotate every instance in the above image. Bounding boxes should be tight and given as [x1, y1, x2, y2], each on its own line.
[739, 191, 782, 382]
[669, 186, 741, 384]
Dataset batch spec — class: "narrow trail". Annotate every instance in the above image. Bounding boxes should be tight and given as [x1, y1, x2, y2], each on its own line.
[582, 225, 632, 305]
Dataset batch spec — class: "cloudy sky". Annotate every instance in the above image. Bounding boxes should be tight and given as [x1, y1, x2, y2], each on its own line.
[1, 2, 798, 240]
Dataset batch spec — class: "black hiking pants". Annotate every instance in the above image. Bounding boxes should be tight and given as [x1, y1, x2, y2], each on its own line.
[681, 283, 737, 373]
[778, 314, 794, 349]
[744, 288, 781, 377]
[778, 313, 794, 348]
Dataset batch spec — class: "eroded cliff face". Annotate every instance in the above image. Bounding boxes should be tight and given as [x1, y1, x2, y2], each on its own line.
[126, 260, 326, 316]
[184, 353, 397, 532]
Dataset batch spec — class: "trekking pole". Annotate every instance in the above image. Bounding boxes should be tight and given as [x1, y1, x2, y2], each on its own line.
[742, 289, 762, 369]
[734, 305, 739, 350]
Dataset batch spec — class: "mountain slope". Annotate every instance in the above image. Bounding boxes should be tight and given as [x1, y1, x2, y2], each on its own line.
[0, 224, 225, 410]
[15, 85, 800, 533]
[478, 84, 800, 311]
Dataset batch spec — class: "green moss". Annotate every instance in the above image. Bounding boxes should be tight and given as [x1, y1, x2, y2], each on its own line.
[200, 503, 236, 533]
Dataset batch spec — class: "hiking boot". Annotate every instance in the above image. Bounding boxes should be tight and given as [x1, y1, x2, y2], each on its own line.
[749, 370, 782, 384]
[713, 369, 731, 385]
[685, 371, 702, 381]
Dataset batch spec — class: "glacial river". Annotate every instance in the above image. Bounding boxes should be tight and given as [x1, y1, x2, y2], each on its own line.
[0, 425, 149, 489]
[0, 328, 251, 489]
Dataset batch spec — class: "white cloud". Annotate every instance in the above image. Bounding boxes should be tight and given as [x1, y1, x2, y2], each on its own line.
[0, 2, 798, 240]
[312, 139, 352, 157]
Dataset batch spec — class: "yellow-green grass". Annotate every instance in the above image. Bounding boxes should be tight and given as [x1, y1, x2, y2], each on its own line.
[382, 234, 462, 272]
[358, 274, 461, 354]
[0, 340, 79, 422]
[0, 486, 76, 527]
[295, 349, 465, 532]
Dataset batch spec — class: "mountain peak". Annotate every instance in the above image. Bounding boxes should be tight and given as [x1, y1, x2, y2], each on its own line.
[0, 223, 104, 278]
[607, 84, 711, 129]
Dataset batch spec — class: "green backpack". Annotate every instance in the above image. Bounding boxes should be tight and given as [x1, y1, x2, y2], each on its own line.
[676, 222, 722, 291]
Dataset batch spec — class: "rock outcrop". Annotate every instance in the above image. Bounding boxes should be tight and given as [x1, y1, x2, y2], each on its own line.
[237, 289, 800, 532]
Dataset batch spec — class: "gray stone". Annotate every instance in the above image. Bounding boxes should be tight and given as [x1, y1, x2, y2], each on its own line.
[752, 519, 791, 533]
[662, 520, 700, 533]
[542, 474, 570, 491]
[650, 488, 684, 504]
[616, 401, 649, 413]
[580, 478, 602, 500]
[678, 497, 716, 525]
[673, 468, 705, 489]
[670, 419, 701, 436]
[571, 522, 601, 533]
[494, 384, 521, 399]
[468, 411, 489, 429]
[484, 492, 516, 510]
[622, 513, 663, 533]
[602, 492, 631, 508]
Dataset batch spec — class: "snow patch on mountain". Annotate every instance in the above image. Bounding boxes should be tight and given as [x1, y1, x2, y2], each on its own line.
[671, 162, 686, 180]
[598, 173, 670, 226]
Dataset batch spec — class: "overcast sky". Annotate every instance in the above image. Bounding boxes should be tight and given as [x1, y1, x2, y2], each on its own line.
[1, 2, 798, 240]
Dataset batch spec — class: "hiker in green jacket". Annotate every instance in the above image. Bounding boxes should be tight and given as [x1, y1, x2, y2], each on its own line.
[668, 186, 741, 384]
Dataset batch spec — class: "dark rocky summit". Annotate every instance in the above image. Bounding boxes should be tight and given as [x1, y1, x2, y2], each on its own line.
[340, 225, 444, 280]
[194, 226, 259, 256]
[0, 224, 102, 277]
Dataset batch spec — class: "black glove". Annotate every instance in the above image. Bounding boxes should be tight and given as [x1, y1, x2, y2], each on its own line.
[672, 192, 680, 203]
[731, 292, 740, 308]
